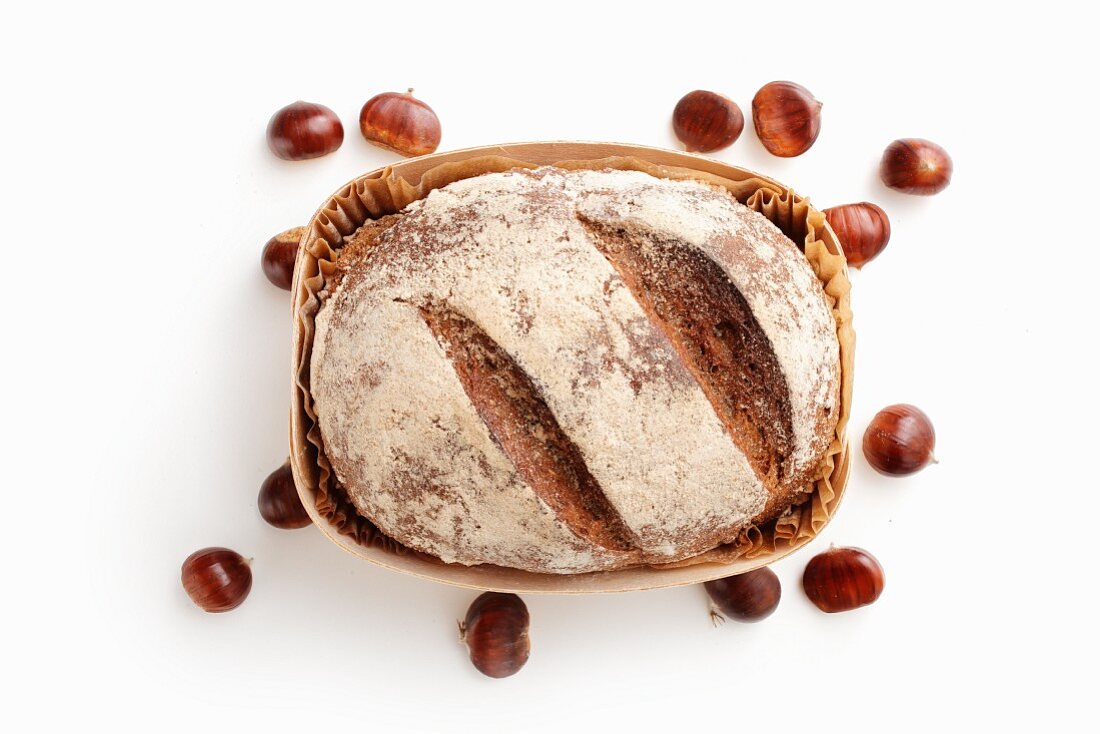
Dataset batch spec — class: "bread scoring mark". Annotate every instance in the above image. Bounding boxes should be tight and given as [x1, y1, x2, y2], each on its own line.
[577, 215, 796, 488]
[415, 298, 643, 555]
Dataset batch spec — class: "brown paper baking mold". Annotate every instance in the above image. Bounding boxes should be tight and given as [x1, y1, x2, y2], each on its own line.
[289, 143, 853, 590]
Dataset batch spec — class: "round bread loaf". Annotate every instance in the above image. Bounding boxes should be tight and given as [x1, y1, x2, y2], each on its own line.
[310, 167, 840, 574]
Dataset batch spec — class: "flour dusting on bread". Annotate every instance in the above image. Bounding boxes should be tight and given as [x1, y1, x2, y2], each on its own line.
[311, 167, 840, 574]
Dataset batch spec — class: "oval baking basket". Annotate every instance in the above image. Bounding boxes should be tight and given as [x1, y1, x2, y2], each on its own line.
[289, 141, 853, 594]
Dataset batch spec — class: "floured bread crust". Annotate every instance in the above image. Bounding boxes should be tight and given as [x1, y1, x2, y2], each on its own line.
[310, 167, 840, 573]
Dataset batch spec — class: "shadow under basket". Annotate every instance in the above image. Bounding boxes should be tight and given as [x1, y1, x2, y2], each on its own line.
[288, 141, 854, 594]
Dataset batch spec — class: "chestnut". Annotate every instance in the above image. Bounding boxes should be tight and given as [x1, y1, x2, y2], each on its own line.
[258, 460, 312, 529]
[751, 81, 822, 157]
[261, 226, 306, 291]
[802, 547, 884, 613]
[863, 404, 937, 476]
[460, 592, 530, 678]
[359, 89, 441, 157]
[181, 547, 252, 613]
[879, 138, 953, 195]
[672, 90, 744, 153]
[704, 567, 781, 623]
[823, 202, 891, 269]
[266, 101, 344, 161]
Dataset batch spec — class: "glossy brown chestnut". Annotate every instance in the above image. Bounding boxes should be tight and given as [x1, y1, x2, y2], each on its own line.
[359, 90, 441, 157]
[802, 547, 884, 613]
[824, 202, 892, 269]
[704, 567, 781, 623]
[863, 404, 936, 476]
[751, 81, 822, 157]
[258, 460, 312, 529]
[266, 101, 344, 161]
[879, 139, 953, 195]
[460, 592, 530, 678]
[181, 547, 252, 613]
[261, 226, 306, 290]
[672, 90, 744, 153]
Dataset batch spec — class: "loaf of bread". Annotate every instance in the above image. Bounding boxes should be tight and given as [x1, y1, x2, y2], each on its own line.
[310, 167, 840, 574]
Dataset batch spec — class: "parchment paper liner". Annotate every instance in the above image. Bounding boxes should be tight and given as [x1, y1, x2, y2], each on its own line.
[291, 153, 854, 575]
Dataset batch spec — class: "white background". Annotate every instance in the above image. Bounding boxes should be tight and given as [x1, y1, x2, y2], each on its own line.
[2, 1, 1096, 731]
